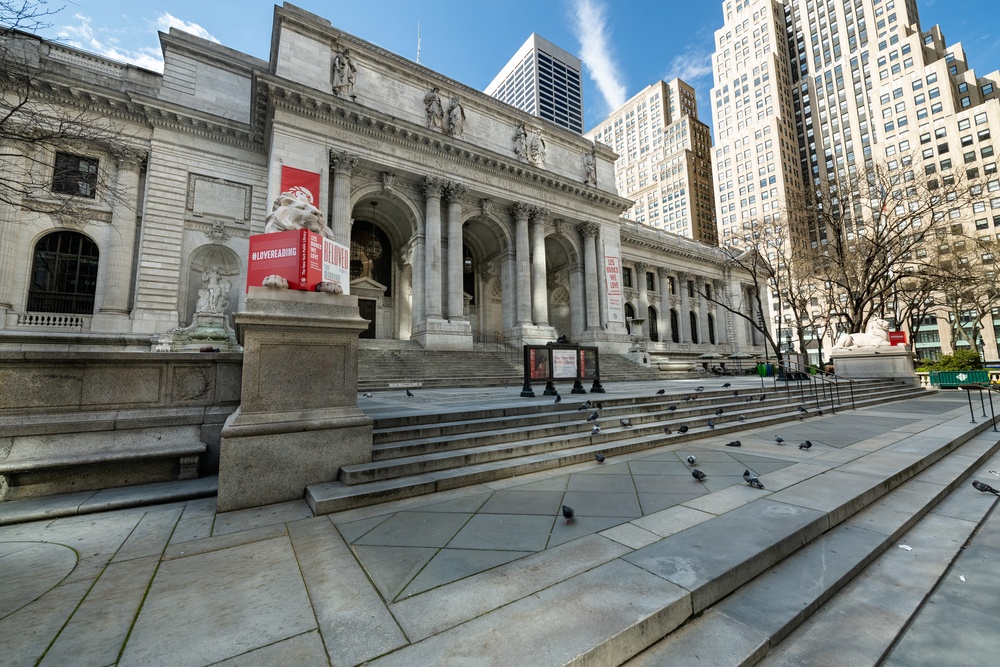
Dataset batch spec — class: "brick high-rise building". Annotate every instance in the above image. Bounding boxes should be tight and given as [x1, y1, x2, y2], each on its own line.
[586, 79, 717, 244]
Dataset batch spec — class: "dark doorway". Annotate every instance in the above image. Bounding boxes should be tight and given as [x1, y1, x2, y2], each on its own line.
[359, 299, 376, 339]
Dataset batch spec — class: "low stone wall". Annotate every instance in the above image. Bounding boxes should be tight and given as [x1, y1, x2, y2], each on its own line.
[0, 352, 242, 500]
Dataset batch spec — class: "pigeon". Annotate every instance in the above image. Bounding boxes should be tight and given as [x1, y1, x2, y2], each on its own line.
[667, 405, 677, 411]
[586, 411, 599, 422]
[504, 380, 509, 389]
[733, 391, 739, 397]
[362, 392, 374, 398]
[797, 406, 808, 413]
[759, 394, 766, 401]
[799, 440, 813, 450]
[554, 393, 562, 404]
[678, 424, 689, 433]
[692, 468, 707, 482]
[707, 420, 716, 429]
[664, 425, 672, 434]
[745, 396, 753, 403]
[596, 402, 604, 409]
[591, 424, 601, 435]
[578, 401, 592, 411]
[816, 409, 824, 416]
[738, 415, 746, 422]
[696, 386, 705, 392]
[406, 389, 414, 397]
[714, 409, 723, 416]
[686, 455, 698, 465]
[561, 505, 575, 524]
[595, 453, 606, 464]
[620, 418, 633, 428]
[973, 480, 1000, 495]
[722, 382, 731, 388]
[726, 440, 742, 447]
[743, 469, 766, 489]
[656, 389, 666, 395]
[774, 435, 785, 444]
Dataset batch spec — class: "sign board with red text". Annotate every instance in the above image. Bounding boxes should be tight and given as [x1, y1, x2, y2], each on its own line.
[888, 331, 907, 346]
[247, 229, 349, 293]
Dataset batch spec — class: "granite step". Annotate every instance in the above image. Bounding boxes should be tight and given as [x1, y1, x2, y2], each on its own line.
[358, 400, 998, 667]
[622, 429, 1000, 667]
[308, 383, 931, 513]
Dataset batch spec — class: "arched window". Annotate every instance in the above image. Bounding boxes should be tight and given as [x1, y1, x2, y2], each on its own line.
[689, 311, 699, 344]
[708, 314, 717, 344]
[27, 231, 99, 314]
[670, 309, 679, 343]
[647, 306, 659, 342]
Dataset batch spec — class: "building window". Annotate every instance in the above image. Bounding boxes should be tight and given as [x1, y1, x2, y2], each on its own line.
[27, 231, 100, 315]
[622, 267, 633, 288]
[52, 152, 99, 198]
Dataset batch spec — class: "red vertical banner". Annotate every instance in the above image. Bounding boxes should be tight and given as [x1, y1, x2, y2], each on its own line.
[279, 166, 321, 205]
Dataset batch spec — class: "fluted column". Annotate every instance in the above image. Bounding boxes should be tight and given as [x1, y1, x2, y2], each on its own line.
[713, 279, 727, 344]
[423, 177, 444, 320]
[697, 277, 711, 344]
[634, 262, 649, 338]
[512, 203, 532, 325]
[656, 267, 670, 343]
[678, 271, 692, 343]
[445, 182, 467, 321]
[529, 206, 549, 326]
[569, 265, 586, 339]
[581, 223, 601, 330]
[99, 154, 144, 314]
[330, 151, 358, 247]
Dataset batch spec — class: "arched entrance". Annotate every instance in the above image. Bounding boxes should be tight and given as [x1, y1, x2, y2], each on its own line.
[28, 230, 99, 315]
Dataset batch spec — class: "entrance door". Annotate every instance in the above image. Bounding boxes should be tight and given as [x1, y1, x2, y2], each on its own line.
[359, 299, 376, 339]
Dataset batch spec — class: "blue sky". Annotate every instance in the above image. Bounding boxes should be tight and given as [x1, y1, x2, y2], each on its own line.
[32, 0, 1000, 134]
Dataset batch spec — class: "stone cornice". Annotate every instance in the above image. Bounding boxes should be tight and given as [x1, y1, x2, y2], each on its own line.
[256, 75, 632, 215]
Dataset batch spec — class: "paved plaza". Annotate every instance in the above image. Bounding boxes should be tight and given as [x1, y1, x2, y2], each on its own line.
[2, 378, 999, 666]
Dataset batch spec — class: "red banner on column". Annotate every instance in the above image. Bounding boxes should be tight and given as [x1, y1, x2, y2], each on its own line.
[279, 166, 321, 205]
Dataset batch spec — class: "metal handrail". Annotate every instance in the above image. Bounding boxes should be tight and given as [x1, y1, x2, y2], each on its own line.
[960, 384, 999, 430]
[780, 358, 858, 414]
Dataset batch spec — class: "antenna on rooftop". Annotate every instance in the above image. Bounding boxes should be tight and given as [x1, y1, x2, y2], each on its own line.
[417, 21, 421, 64]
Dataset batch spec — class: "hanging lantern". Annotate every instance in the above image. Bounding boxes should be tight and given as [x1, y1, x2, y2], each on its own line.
[364, 201, 382, 260]
[463, 250, 473, 274]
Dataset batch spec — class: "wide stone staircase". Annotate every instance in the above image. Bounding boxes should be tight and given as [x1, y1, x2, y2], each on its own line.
[307, 378, 928, 515]
[358, 343, 660, 390]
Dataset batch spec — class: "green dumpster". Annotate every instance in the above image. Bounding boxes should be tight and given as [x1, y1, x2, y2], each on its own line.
[928, 370, 989, 387]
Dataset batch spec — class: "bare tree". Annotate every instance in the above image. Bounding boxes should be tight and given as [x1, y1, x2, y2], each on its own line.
[1, 1, 139, 217]
[791, 157, 978, 335]
[931, 235, 1000, 357]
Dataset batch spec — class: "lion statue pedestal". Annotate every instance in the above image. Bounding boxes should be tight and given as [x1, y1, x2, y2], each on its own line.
[217, 287, 373, 512]
[830, 319, 917, 383]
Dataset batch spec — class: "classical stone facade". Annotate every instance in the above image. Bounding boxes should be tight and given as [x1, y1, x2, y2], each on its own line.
[0, 3, 766, 360]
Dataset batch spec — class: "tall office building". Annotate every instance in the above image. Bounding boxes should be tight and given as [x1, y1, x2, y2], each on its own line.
[586, 79, 717, 243]
[711, 0, 1000, 359]
[486, 33, 584, 133]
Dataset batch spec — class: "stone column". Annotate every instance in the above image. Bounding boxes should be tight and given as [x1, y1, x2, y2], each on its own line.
[697, 277, 711, 345]
[99, 154, 144, 315]
[634, 262, 649, 338]
[501, 249, 516, 332]
[713, 279, 728, 344]
[529, 206, 549, 326]
[512, 203, 532, 325]
[423, 177, 444, 320]
[581, 223, 601, 331]
[329, 151, 358, 248]
[678, 271, 691, 343]
[569, 265, 586, 338]
[656, 267, 671, 343]
[445, 182, 467, 321]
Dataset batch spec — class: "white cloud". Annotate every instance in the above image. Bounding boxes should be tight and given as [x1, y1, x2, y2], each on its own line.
[571, 0, 627, 113]
[55, 12, 219, 74]
[664, 47, 714, 85]
[156, 13, 220, 44]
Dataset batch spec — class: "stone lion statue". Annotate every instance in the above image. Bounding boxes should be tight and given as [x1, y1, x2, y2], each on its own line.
[833, 318, 890, 348]
[261, 192, 342, 293]
[264, 192, 335, 240]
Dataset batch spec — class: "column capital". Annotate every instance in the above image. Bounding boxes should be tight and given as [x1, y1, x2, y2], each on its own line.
[422, 176, 445, 198]
[528, 206, 549, 223]
[579, 222, 601, 239]
[445, 182, 468, 202]
[329, 150, 359, 174]
[510, 201, 531, 221]
[116, 149, 147, 169]
[657, 266, 671, 278]
[634, 261, 649, 274]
